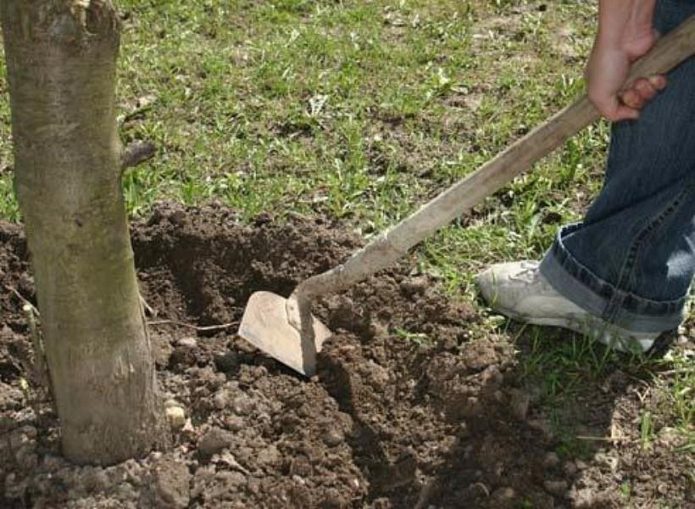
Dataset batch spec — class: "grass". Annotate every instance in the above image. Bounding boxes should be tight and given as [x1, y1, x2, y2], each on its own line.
[0, 0, 692, 488]
[510, 320, 695, 459]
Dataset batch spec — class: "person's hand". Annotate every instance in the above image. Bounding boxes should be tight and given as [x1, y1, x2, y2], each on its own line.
[586, 24, 666, 121]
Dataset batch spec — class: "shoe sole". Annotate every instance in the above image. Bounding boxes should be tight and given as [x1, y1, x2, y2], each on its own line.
[491, 305, 653, 353]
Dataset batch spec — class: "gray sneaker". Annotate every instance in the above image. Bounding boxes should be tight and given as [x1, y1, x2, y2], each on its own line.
[476, 261, 656, 353]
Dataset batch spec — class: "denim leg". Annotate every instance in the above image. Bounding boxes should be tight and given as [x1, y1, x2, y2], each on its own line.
[539, 0, 695, 333]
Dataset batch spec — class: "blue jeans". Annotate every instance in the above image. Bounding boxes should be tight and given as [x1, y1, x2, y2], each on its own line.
[540, 0, 695, 333]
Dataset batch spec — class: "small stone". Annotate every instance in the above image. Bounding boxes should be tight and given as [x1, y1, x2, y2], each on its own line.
[166, 405, 186, 430]
[399, 277, 428, 297]
[656, 426, 681, 447]
[481, 365, 504, 387]
[213, 390, 229, 410]
[151, 333, 174, 367]
[372, 498, 391, 509]
[368, 322, 389, 340]
[214, 352, 240, 373]
[528, 418, 554, 440]
[123, 459, 145, 486]
[0, 382, 24, 410]
[190, 465, 214, 499]
[364, 360, 390, 390]
[253, 212, 273, 226]
[198, 427, 234, 459]
[247, 477, 261, 495]
[492, 487, 516, 502]
[256, 444, 280, 466]
[543, 452, 560, 469]
[231, 394, 254, 416]
[177, 337, 197, 348]
[115, 482, 139, 502]
[462, 396, 480, 417]
[595, 452, 619, 472]
[323, 428, 344, 447]
[169, 209, 186, 226]
[20, 425, 37, 439]
[563, 461, 578, 476]
[154, 458, 191, 509]
[215, 470, 247, 489]
[573, 487, 603, 507]
[543, 479, 568, 497]
[235, 446, 254, 465]
[489, 486, 518, 509]
[320, 487, 346, 508]
[9, 429, 30, 449]
[225, 415, 244, 432]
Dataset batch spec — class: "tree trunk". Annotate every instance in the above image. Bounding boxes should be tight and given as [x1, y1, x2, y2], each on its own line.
[0, 0, 167, 464]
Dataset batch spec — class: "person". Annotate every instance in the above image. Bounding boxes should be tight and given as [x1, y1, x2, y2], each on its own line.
[476, 0, 695, 353]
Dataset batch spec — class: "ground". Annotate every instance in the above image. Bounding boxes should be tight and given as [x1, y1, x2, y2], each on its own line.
[0, 0, 693, 508]
[0, 204, 693, 508]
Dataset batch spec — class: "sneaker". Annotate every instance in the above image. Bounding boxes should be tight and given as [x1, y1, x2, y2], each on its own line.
[476, 260, 657, 353]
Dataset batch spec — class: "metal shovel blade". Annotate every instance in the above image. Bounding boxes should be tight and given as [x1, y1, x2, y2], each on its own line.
[238, 291, 332, 377]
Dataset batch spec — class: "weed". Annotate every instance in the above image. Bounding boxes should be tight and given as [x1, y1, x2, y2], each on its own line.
[394, 327, 432, 348]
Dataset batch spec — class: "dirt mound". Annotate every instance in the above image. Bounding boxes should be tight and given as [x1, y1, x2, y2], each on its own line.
[0, 203, 692, 508]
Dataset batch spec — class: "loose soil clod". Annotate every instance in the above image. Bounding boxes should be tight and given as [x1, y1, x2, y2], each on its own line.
[0, 203, 692, 508]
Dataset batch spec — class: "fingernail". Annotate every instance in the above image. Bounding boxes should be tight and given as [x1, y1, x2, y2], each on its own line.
[649, 75, 666, 90]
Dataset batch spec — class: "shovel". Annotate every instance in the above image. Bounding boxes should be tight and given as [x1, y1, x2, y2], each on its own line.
[239, 16, 695, 377]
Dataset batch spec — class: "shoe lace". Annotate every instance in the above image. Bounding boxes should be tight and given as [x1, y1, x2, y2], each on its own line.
[508, 261, 541, 283]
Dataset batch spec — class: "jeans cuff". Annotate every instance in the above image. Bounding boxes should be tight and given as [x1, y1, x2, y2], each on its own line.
[539, 223, 686, 333]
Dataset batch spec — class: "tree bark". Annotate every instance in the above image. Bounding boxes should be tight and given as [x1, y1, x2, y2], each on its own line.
[0, 0, 167, 464]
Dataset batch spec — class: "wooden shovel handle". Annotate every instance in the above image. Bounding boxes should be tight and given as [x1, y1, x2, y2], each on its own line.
[294, 15, 695, 301]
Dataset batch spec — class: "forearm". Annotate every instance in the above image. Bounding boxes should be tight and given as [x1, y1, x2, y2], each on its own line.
[597, 0, 656, 55]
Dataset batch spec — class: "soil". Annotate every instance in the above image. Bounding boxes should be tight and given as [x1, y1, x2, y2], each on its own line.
[0, 202, 692, 508]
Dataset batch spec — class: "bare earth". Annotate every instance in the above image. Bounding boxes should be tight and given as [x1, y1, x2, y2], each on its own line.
[0, 203, 692, 508]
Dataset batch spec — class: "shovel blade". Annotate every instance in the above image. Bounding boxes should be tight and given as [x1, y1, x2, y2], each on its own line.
[238, 291, 332, 377]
